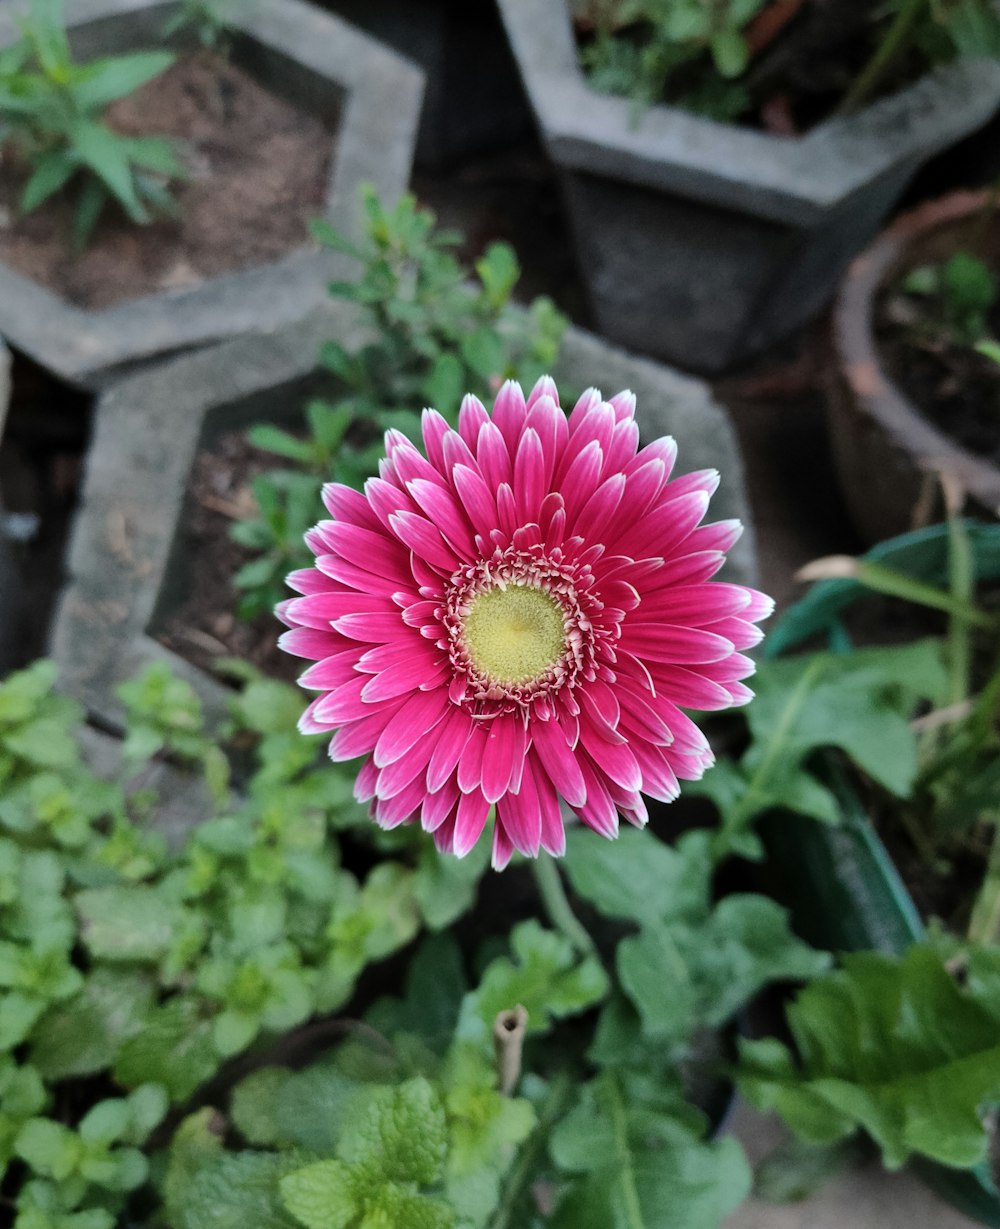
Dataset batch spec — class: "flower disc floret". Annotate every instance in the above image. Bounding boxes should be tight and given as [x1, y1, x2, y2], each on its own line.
[277, 376, 772, 869]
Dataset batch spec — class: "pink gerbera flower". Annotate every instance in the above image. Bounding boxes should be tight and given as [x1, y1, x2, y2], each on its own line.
[277, 377, 771, 869]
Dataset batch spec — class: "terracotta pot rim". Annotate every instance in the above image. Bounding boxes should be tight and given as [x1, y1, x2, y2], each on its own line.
[833, 189, 1000, 515]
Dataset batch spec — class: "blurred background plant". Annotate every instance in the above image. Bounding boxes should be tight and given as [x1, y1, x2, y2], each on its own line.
[0, 0, 183, 247]
[230, 187, 568, 621]
[572, 0, 1000, 122]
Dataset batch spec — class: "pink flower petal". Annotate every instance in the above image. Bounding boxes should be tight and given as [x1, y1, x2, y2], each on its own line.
[372, 688, 450, 767]
[454, 790, 491, 857]
[531, 718, 587, 808]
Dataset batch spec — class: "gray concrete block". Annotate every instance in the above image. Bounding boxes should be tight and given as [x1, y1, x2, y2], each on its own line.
[0, 0, 423, 389]
[497, 0, 1000, 372]
[50, 301, 757, 730]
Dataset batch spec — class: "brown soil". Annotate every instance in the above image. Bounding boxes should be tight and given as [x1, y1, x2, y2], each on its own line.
[0, 53, 335, 309]
[155, 430, 302, 685]
[878, 299, 1000, 470]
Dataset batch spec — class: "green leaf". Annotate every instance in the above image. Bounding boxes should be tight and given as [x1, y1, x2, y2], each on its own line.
[231, 1064, 359, 1154]
[73, 51, 175, 112]
[366, 933, 468, 1054]
[413, 839, 488, 931]
[739, 944, 1000, 1169]
[76, 885, 184, 962]
[247, 424, 316, 464]
[4, 717, 78, 769]
[710, 28, 749, 77]
[617, 895, 828, 1047]
[338, 1076, 448, 1185]
[20, 149, 76, 212]
[68, 120, 146, 221]
[113, 996, 218, 1102]
[30, 970, 154, 1079]
[550, 1071, 751, 1229]
[167, 1146, 303, 1229]
[457, 920, 609, 1049]
[280, 1159, 359, 1229]
[562, 826, 705, 927]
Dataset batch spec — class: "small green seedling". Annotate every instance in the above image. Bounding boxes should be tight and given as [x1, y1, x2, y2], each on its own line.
[0, 0, 184, 247]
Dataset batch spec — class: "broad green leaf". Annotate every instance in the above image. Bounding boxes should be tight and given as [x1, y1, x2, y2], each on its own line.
[76, 885, 183, 962]
[231, 1064, 358, 1154]
[366, 932, 468, 1054]
[413, 839, 488, 931]
[167, 1146, 303, 1229]
[562, 826, 707, 926]
[338, 1077, 448, 1186]
[73, 51, 175, 112]
[550, 1071, 751, 1229]
[113, 996, 218, 1102]
[31, 970, 154, 1079]
[617, 895, 828, 1047]
[739, 944, 1000, 1169]
[280, 1159, 358, 1229]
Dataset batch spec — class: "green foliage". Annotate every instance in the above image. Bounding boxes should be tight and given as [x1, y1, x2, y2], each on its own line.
[901, 249, 1000, 348]
[0, 659, 470, 1225]
[233, 187, 568, 619]
[549, 1070, 751, 1229]
[690, 639, 948, 859]
[576, 0, 1000, 119]
[739, 943, 1000, 1170]
[563, 828, 827, 1058]
[163, 0, 230, 50]
[578, 0, 765, 119]
[0, 0, 182, 246]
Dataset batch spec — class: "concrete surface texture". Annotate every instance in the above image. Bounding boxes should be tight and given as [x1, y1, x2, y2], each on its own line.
[725, 1100, 982, 1229]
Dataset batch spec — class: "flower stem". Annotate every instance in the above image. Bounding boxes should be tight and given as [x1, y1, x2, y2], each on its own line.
[531, 853, 595, 956]
[490, 1070, 575, 1229]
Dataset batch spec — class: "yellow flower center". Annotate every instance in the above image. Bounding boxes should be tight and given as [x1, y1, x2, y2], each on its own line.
[463, 584, 566, 685]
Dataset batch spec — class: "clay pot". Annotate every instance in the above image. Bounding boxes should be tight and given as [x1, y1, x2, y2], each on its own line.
[828, 190, 1000, 544]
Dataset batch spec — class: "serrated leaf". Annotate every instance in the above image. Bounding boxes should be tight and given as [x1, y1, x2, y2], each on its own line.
[280, 1159, 358, 1229]
[618, 895, 828, 1047]
[338, 1077, 447, 1186]
[739, 944, 1000, 1169]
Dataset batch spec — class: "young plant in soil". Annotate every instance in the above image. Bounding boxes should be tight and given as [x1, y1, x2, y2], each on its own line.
[0, 656, 828, 1229]
[229, 188, 568, 623]
[573, 0, 1000, 128]
[884, 221, 1000, 466]
[0, 0, 182, 247]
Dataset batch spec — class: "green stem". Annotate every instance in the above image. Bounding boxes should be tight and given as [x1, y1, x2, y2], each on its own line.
[851, 559, 995, 629]
[607, 1072, 645, 1229]
[490, 1071, 575, 1229]
[946, 512, 973, 707]
[969, 820, 1000, 944]
[531, 853, 596, 956]
[837, 0, 927, 115]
